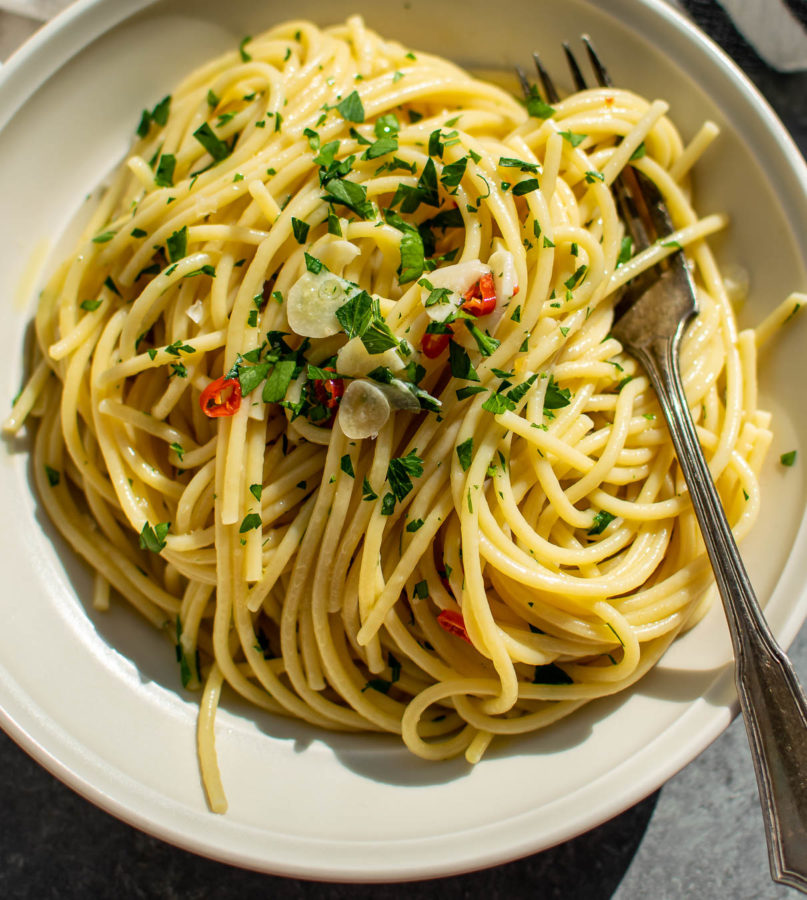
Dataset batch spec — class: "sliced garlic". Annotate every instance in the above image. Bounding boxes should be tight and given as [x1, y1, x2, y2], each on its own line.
[186, 299, 205, 324]
[338, 379, 390, 439]
[336, 335, 405, 377]
[287, 270, 360, 338]
[376, 379, 421, 413]
[428, 259, 489, 292]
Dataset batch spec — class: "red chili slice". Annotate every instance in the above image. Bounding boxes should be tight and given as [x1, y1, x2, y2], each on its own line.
[310, 367, 344, 426]
[311, 368, 343, 408]
[461, 272, 497, 317]
[437, 609, 472, 644]
[199, 376, 242, 417]
[421, 330, 453, 358]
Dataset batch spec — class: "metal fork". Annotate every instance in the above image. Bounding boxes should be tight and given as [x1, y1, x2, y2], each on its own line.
[522, 39, 807, 893]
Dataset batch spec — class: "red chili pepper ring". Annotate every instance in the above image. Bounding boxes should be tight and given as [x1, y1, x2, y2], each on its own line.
[437, 609, 473, 644]
[199, 376, 242, 417]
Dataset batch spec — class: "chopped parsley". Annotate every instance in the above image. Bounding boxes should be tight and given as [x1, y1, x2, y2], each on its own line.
[559, 130, 587, 147]
[499, 156, 540, 173]
[362, 477, 378, 501]
[136, 95, 171, 138]
[291, 217, 310, 244]
[448, 341, 479, 382]
[456, 437, 473, 472]
[524, 84, 555, 120]
[512, 178, 540, 196]
[335, 90, 365, 123]
[440, 157, 467, 188]
[463, 319, 499, 356]
[193, 122, 231, 162]
[239, 513, 262, 533]
[386, 450, 424, 503]
[629, 141, 647, 161]
[588, 510, 616, 535]
[617, 236, 633, 267]
[139, 521, 170, 552]
[166, 226, 187, 262]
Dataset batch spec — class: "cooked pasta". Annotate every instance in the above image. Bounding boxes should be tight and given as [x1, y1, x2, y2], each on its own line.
[7, 16, 788, 814]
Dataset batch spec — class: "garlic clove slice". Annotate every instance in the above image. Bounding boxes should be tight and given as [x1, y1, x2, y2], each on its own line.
[287, 270, 359, 338]
[338, 379, 390, 439]
[336, 335, 405, 377]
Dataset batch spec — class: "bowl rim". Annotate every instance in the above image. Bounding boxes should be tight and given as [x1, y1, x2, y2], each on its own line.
[1, 0, 807, 882]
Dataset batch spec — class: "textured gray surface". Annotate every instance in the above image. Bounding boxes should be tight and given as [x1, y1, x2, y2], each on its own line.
[1, 3, 807, 898]
[613, 632, 807, 900]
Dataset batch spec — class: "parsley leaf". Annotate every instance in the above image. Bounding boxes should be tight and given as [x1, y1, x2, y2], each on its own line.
[238, 361, 271, 395]
[629, 141, 646, 161]
[362, 136, 398, 160]
[240, 513, 262, 533]
[322, 177, 373, 219]
[387, 450, 424, 502]
[456, 437, 473, 472]
[166, 226, 187, 262]
[362, 477, 378, 501]
[335, 291, 373, 339]
[193, 122, 231, 162]
[385, 209, 425, 284]
[440, 157, 467, 188]
[559, 130, 587, 147]
[499, 156, 540, 173]
[512, 178, 540, 196]
[544, 375, 571, 411]
[140, 521, 170, 552]
[482, 392, 516, 414]
[524, 84, 555, 120]
[463, 320, 500, 356]
[291, 217, 310, 244]
[616, 236, 633, 267]
[448, 341, 479, 381]
[336, 90, 365, 123]
[304, 253, 324, 274]
[262, 358, 297, 403]
[588, 510, 615, 535]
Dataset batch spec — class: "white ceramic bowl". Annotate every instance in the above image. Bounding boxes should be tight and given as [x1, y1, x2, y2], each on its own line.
[1, 0, 806, 882]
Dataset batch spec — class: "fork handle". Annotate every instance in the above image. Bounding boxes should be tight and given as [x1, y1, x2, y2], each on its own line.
[640, 331, 807, 893]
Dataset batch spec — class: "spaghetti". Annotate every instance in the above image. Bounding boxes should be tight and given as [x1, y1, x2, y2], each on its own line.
[6, 17, 787, 813]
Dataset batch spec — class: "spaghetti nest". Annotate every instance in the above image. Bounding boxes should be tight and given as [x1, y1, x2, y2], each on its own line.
[13, 16, 772, 811]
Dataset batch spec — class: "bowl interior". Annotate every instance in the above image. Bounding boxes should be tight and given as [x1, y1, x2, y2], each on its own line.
[0, 0, 806, 881]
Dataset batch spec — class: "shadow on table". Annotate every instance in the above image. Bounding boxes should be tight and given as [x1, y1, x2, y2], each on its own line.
[0, 726, 657, 900]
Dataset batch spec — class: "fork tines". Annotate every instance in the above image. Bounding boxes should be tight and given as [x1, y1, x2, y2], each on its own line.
[530, 35, 612, 104]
